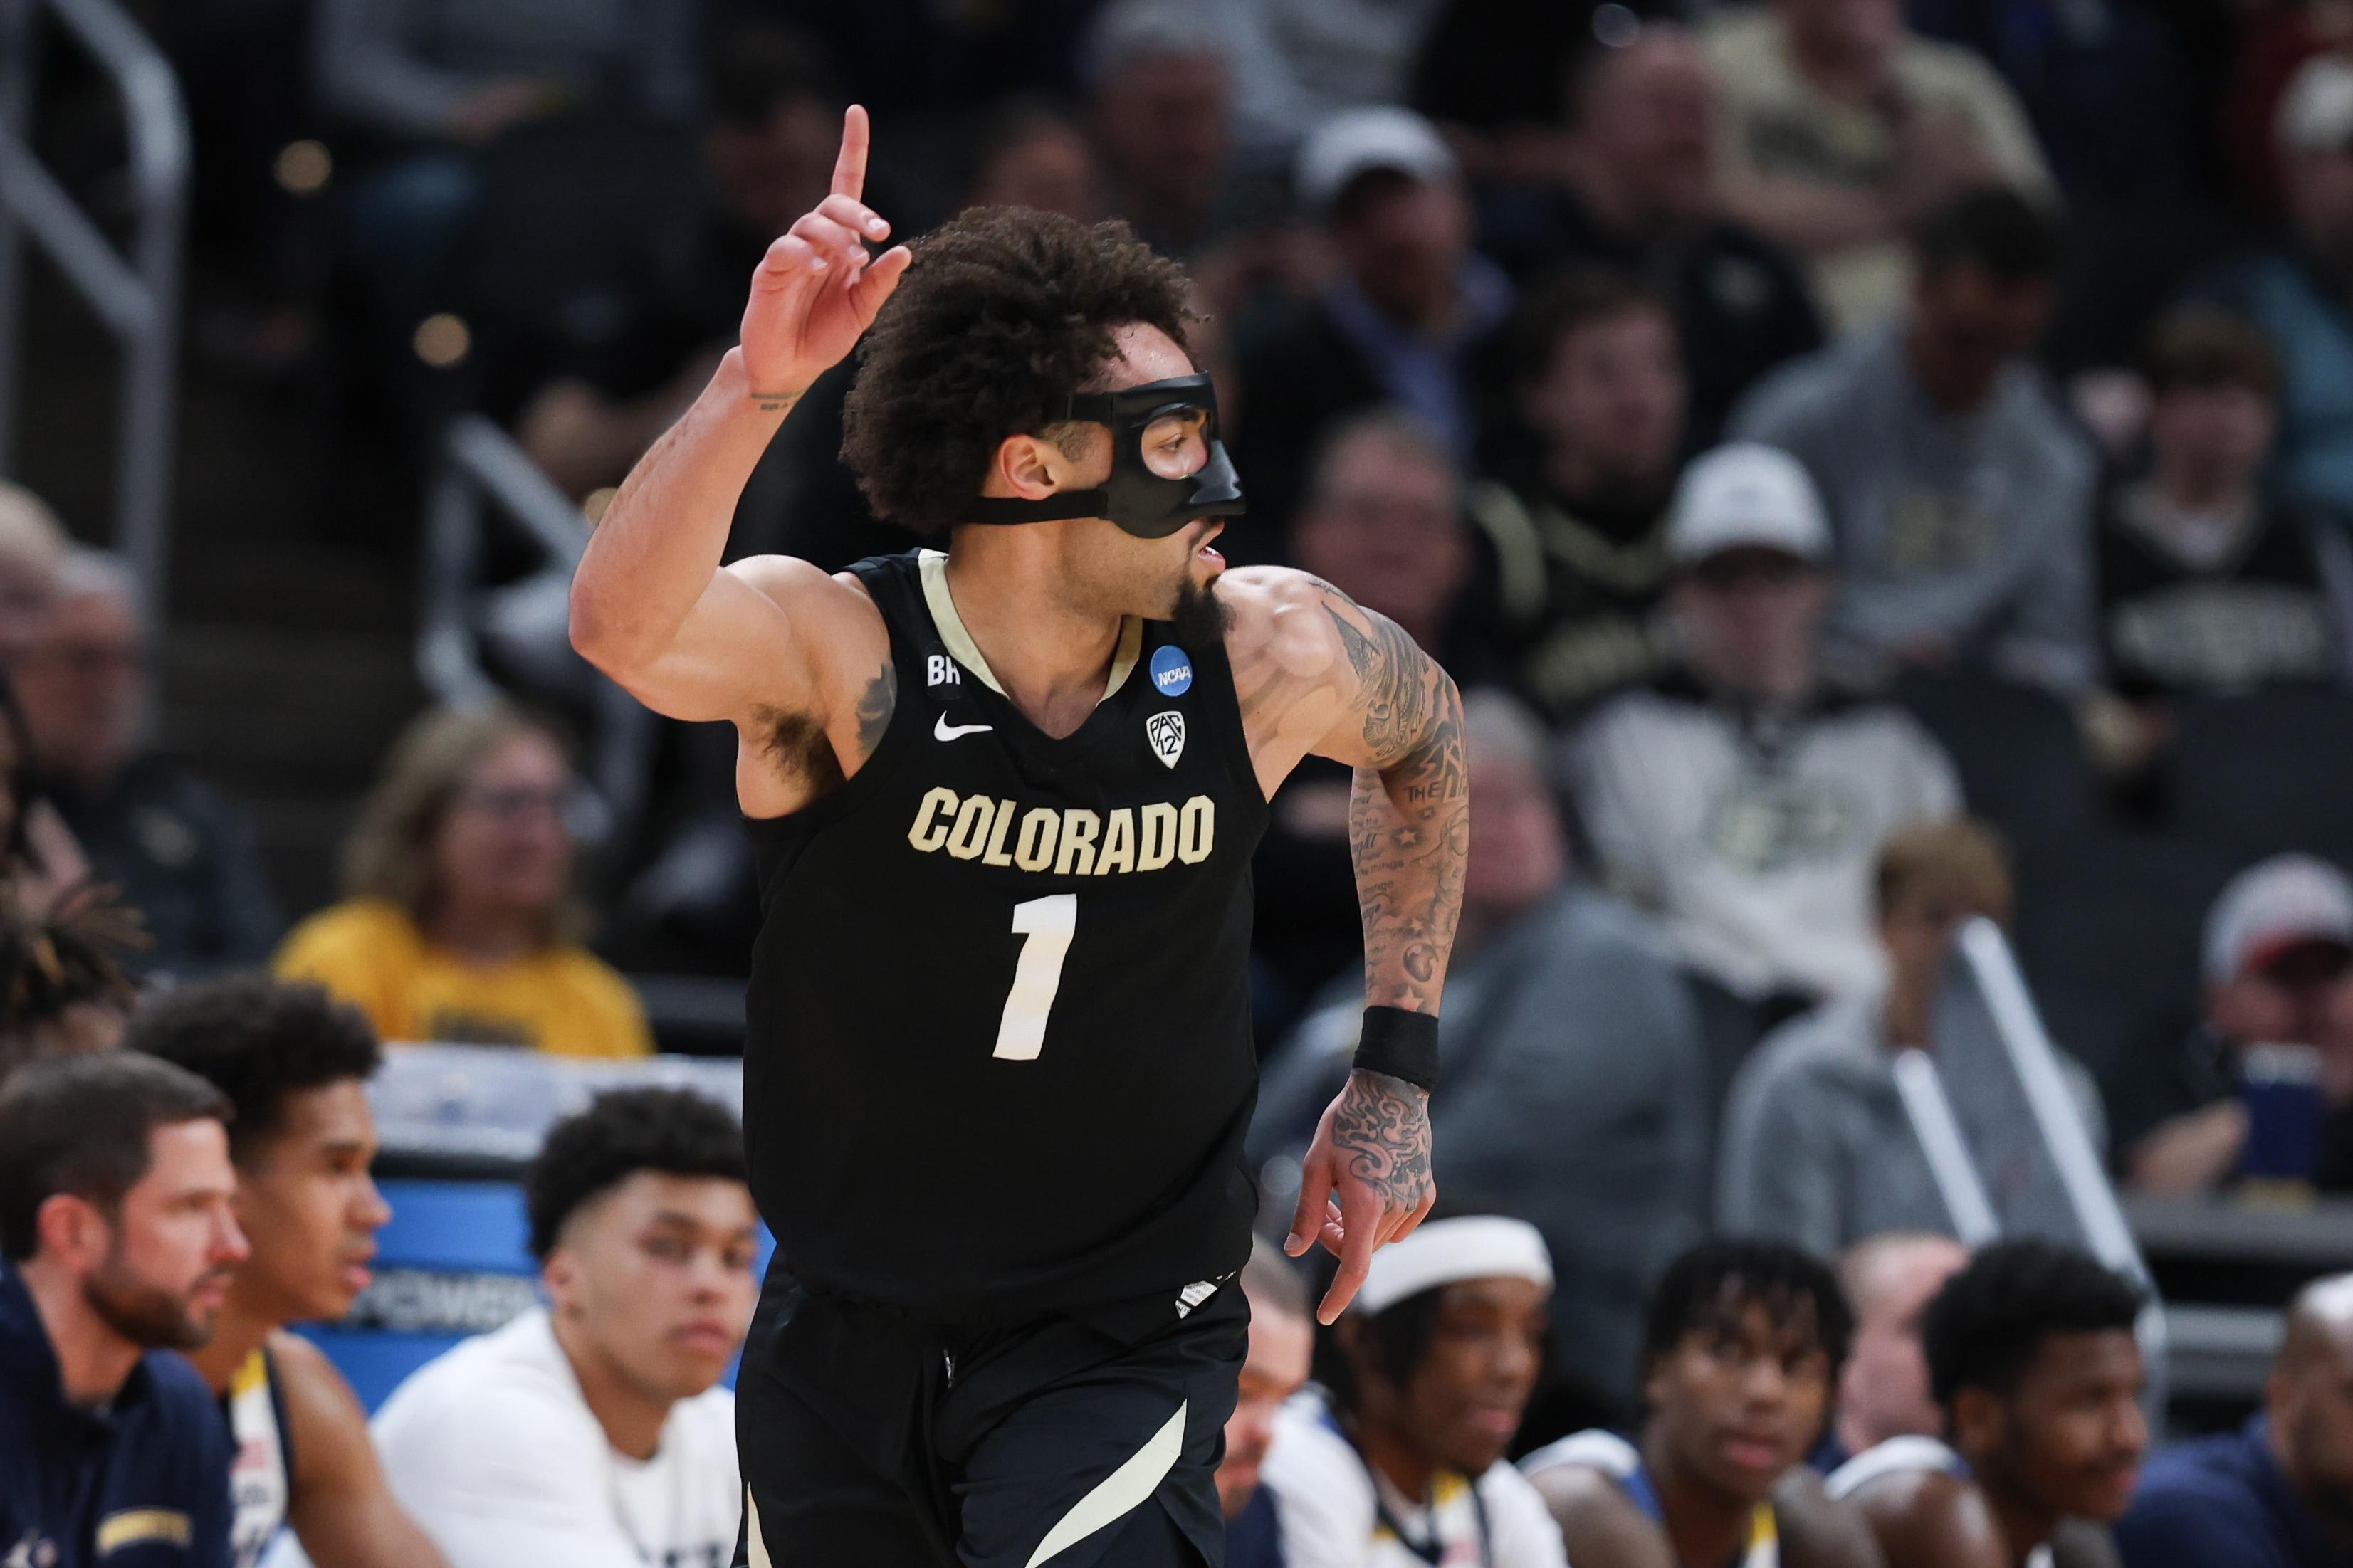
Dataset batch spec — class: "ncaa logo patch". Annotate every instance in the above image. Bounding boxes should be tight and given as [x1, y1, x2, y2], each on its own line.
[1149, 643, 1193, 697]
[1146, 710, 1186, 769]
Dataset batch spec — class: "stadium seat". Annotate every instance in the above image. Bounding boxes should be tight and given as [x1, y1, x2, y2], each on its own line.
[2163, 687, 2353, 870]
[2009, 829, 2242, 1151]
[1892, 670, 2102, 851]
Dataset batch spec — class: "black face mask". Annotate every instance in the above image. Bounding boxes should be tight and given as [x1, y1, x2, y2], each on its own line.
[965, 374, 1247, 539]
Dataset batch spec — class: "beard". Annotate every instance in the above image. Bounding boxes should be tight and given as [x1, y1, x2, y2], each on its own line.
[85, 1251, 219, 1352]
[1171, 572, 1231, 645]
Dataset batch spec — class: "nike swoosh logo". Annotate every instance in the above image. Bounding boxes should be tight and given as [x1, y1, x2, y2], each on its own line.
[934, 715, 993, 741]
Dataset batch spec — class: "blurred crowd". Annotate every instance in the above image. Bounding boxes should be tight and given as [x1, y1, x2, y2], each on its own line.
[11, 0, 2353, 1559]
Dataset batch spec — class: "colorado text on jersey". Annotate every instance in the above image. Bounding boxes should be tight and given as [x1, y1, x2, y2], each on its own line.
[906, 788, 1215, 875]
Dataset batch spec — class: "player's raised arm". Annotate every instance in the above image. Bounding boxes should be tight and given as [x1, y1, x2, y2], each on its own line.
[1223, 567, 1465, 1324]
[567, 105, 912, 723]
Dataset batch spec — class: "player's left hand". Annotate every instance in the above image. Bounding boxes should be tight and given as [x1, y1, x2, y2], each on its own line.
[1285, 1069, 1437, 1325]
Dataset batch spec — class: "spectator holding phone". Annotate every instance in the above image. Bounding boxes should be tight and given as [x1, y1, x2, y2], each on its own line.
[2128, 855, 2353, 1196]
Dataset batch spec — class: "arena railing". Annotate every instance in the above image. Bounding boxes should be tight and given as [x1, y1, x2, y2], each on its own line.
[0, 0, 185, 609]
[419, 414, 659, 846]
[1892, 919, 2173, 1421]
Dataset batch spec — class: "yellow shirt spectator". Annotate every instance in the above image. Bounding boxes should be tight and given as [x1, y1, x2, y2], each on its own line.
[277, 898, 651, 1059]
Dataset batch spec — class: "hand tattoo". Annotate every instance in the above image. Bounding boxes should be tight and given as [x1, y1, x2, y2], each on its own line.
[1333, 1069, 1434, 1214]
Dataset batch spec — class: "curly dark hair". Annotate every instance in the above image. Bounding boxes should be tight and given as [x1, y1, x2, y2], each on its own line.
[839, 207, 1195, 535]
[0, 890, 145, 1090]
[124, 974, 382, 1164]
[524, 1087, 747, 1260]
[1922, 1241, 2144, 1408]
[1641, 1238, 1855, 1380]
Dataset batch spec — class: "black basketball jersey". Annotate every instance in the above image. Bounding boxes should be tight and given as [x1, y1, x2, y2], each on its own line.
[742, 550, 1271, 1322]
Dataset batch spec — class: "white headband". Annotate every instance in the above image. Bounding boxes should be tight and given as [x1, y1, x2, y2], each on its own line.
[1355, 1216, 1553, 1316]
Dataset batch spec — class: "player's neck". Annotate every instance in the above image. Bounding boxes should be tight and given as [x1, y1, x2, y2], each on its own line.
[552, 1307, 669, 1462]
[1643, 1427, 1754, 1568]
[1354, 1416, 1440, 1505]
[18, 1256, 143, 1406]
[1976, 1467, 2059, 1567]
[186, 1295, 277, 1395]
[943, 538, 1125, 737]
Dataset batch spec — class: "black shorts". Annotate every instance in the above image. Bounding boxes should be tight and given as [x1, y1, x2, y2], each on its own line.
[735, 1271, 1249, 1568]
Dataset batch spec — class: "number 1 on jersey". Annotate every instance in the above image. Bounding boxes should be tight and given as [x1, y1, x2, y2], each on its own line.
[994, 894, 1076, 1061]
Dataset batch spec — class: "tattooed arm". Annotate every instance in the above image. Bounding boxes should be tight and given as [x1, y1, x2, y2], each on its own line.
[1222, 567, 1466, 1322]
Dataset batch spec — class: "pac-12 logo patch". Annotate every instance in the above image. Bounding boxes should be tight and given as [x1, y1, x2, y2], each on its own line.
[1149, 644, 1193, 697]
[1146, 711, 1186, 768]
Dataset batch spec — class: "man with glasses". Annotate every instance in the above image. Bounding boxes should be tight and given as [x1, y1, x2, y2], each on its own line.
[6, 549, 280, 976]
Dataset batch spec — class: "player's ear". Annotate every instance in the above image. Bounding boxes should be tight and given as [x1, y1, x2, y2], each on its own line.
[1949, 1385, 1998, 1454]
[35, 1191, 107, 1273]
[541, 1246, 582, 1313]
[991, 425, 1099, 501]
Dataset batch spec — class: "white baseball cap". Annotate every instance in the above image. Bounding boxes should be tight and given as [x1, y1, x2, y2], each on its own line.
[2279, 56, 2353, 154]
[2203, 853, 2353, 984]
[1296, 107, 1459, 217]
[1666, 443, 1833, 566]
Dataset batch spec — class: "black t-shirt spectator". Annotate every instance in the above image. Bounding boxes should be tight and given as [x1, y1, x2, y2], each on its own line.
[2097, 479, 2346, 700]
[1479, 189, 1823, 446]
[1466, 471, 1675, 722]
[49, 758, 281, 980]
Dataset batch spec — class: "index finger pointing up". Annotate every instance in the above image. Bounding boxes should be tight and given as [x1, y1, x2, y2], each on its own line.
[832, 104, 871, 201]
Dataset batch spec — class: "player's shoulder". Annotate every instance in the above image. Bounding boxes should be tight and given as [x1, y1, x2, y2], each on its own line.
[1217, 565, 1331, 641]
[376, 1312, 594, 1448]
[729, 553, 888, 648]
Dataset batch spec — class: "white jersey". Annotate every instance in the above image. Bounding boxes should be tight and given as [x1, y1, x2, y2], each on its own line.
[370, 1307, 740, 1568]
[1259, 1390, 1567, 1568]
[1521, 1429, 1779, 1568]
[1825, 1436, 2053, 1568]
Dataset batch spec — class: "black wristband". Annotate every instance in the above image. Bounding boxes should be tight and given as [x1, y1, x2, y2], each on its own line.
[1353, 1006, 1440, 1093]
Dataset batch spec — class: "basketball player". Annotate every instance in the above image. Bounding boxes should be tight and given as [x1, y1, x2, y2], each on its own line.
[1828, 1241, 2146, 1568]
[1523, 1239, 1861, 1568]
[569, 106, 1460, 1568]
[129, 975, 446, 1568]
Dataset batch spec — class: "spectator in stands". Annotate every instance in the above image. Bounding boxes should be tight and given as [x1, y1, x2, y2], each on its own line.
[1718, 819, 2108, 1254]
[965, 100, 1102, 223]
[318, 0, 700, 418]
[313, 0, 693, 145]
[132, 976, 444, 1568]
[1470, 269, 1687, 720]
[1254, 411, 1481, 1018]
[513, 27, 845, 501]
[1701, 0, 2055, 334]
[1732, 189, 2097, 695]
[1523, 1239, 1852, 1568]
[0, 481, 67, 658]
[9, 551, 282, 977]
[1828, 1241, 2146, 1568]
[1260, 1216, 1567, 1567]
[2092, 308, 2349, 778]
[0, 893, 142, 1088]
[1825, 1232, 1969, 1471]
[2117, 1269, 2353, 1567]
[1080, 0, 1249, 260]
[1481, 26, 1825, 445]
[1567, 443, 1961, 1024]
[370, 1088, 752, 1568]
[2202, 58, 2353, 523]
[2127, 854, 2353, 1196]
[0, 1053, 245, 1566]
[1259, 691, 1712, 1422]
[276, 702, 652, 1058]
[1237, 107, 1511, 530]
[1222, 1238, 1315, 1568]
